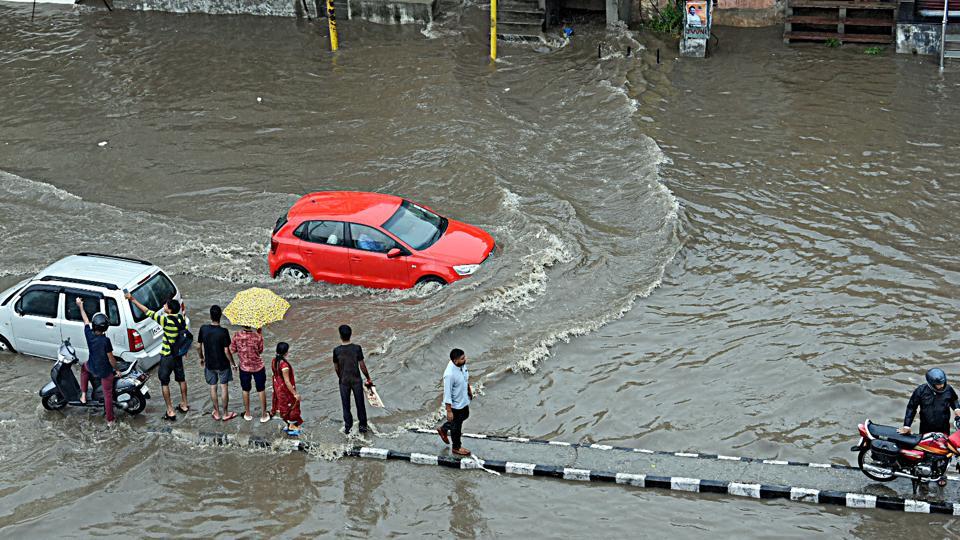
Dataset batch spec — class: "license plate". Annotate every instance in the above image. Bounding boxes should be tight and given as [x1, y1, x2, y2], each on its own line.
[152, 325, 163, 338]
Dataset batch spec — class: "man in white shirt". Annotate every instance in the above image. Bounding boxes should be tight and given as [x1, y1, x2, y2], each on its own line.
[437, 348, 473, 456]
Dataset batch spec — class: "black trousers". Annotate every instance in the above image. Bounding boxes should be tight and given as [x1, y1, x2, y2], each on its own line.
[442, 406, 470, 449]
[339, 380, 367, 431]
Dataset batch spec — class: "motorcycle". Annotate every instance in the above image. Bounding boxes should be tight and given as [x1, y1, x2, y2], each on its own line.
[852, 417, 960, 493]
[39, 339, 151, 416]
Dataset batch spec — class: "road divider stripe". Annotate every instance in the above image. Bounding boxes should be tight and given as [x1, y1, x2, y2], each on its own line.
[346, 445, 960, 515]
[409, 428, 857, 471]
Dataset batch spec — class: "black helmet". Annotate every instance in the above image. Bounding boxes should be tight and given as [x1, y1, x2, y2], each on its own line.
[91, 313, 109, 333]
[926, 368, 947, 392]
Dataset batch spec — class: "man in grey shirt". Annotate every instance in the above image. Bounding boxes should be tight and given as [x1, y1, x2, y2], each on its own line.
[436, 348, 473, 456]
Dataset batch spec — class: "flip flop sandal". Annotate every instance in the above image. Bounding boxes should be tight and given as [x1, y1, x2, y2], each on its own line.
[285, 429, 302, 437]
[212, 412, 221, 421]
[260, 415, 271, 423]
[222, 412, 238, 421]
[162, 413, 177, 422]
[178, 405, 190, 414]
[243, 413, 253, 421]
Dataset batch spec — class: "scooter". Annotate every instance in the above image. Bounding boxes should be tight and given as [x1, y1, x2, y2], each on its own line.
[39, 339, 151, 416]
[852, 417, 960, 493]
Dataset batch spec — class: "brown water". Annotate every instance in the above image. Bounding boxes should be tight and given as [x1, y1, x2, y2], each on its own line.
[1, 3, 960, 536]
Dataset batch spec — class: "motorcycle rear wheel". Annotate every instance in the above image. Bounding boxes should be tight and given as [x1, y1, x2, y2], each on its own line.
[42, 393, 67, 411]
[858, 448, 897, 482]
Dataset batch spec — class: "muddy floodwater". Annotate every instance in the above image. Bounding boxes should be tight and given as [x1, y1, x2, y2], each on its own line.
[1, 2, 960, 537]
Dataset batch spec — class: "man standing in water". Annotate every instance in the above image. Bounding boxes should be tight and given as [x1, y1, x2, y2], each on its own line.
[197, 305, 237, 421]
[899, 368, 960, 486]
[127, 293, 189, 420]
[332, 325, 372, 434]
[436, 348, 472, 456]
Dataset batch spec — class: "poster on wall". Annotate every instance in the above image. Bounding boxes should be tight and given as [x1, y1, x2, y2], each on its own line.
[683, 0, 710, 39]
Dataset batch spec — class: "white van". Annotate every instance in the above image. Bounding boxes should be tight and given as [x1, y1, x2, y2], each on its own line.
[0, 253, 188, 369]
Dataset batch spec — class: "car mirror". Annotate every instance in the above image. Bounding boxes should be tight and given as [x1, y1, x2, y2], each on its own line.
[14, 299, 22, 315]
[387, 248, 403, 259]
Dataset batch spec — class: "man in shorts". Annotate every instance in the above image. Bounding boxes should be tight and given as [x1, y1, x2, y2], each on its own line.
[197, 305, 237, 421]
[231, 326, 270, 422]
[127, 293, 189, 420]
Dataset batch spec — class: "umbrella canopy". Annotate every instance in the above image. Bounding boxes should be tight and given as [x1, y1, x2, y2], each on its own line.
[223, 287, 290, 329]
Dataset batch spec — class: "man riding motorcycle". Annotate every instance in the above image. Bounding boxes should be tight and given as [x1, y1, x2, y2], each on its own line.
[898, 368, 960, 486]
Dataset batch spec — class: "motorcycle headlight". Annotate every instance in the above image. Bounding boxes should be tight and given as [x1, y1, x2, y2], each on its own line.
[453, 264, 480, 276]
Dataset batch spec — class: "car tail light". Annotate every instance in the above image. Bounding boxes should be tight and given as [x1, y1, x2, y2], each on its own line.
[270, 238, 279, 254]
[127, 329, 144, 352]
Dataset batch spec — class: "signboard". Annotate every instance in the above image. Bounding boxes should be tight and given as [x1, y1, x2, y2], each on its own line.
[683, 0, 711, 40]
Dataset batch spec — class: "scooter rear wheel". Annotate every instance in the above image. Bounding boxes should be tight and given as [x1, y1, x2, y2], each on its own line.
[42, 393, 67, 411]
[858, 448, 897, 482]
[121, 391, 146, 415]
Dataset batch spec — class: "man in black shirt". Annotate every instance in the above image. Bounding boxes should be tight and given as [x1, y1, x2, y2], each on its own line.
[197, 305, 237, 421]
[333, 324, 373, 434]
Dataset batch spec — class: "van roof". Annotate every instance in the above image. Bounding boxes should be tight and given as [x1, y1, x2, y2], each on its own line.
[35, 254, 157, 291]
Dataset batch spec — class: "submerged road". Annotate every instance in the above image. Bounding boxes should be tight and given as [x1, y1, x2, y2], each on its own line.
[150, 426, 960, 515]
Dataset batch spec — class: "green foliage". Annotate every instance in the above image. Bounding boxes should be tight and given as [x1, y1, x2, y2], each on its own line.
[864, 46, 884, 55]
[824, 38, 841, 48]
[647, 1, 684, 35]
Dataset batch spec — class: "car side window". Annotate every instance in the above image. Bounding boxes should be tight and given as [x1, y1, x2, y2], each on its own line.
[302, 221, 345, 247]
[65, 293, 100, 323]
[106, 298, 121, 326]
[17, 289, 59, 318]
[349, 224, 398, 254]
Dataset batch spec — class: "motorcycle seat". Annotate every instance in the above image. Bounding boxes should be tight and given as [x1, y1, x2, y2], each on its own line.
[867, 420, 921, 448]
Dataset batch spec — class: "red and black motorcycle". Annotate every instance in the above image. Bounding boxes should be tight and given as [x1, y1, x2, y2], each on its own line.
[853, 418, 960, 493]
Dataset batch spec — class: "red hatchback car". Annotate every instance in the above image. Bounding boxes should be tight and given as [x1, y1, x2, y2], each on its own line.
[268, 192, 495, 289]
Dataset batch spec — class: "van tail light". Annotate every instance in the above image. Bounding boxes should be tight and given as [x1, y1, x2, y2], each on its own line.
[270, 238, 279, 254]
[127, 329, 144, 352]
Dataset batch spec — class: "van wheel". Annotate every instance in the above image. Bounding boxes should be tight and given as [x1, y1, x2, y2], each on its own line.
[416, 276, 447, 288]
[42, 393, 67, 411]
[0, 335, 14, 354]
[278, 265, 310, 281]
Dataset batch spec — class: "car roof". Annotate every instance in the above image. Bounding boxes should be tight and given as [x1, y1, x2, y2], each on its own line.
[288, 191, 403, 227]
[35, 254, 157, 291]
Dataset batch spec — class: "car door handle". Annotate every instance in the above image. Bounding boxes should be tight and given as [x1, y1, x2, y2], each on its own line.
[350, 257, 362, 262]
[304, 250, 313, 255]
[45, 322, 55, 327]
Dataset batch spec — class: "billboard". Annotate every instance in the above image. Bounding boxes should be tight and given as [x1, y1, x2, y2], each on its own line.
[683, 0, 710, 39]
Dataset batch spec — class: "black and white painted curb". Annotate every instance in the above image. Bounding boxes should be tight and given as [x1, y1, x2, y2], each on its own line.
[348, 446, 960, 515]
[408, 428, 960, 481]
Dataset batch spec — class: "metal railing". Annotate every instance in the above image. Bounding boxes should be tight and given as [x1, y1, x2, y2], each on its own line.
[941, 0, 949, 70]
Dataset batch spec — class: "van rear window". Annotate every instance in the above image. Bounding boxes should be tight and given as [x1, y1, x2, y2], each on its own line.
[130, 272, 177, 322]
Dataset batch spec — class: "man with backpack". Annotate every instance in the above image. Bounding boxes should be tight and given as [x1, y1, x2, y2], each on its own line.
[126, 292, 191, 421]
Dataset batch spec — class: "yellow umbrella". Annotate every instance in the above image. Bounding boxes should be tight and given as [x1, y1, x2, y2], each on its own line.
[223, 287, 290, 329]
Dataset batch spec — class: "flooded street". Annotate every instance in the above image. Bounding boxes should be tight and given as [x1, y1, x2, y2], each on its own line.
[1, 2, 960, 536]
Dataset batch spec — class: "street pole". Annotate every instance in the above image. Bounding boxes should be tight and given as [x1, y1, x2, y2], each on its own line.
[490, 0, 497, 61]
[327, 0, 339, 52]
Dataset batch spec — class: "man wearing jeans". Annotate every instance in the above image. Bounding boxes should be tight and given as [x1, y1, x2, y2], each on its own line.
[437, 348, 472, 456]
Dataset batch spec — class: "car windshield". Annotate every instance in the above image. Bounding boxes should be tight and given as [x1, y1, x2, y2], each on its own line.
[382, 200, 447, 251]
[130, 272, 176, 322]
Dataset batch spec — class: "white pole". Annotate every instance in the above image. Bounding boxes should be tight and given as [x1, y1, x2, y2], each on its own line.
[941, 0, 949, 71]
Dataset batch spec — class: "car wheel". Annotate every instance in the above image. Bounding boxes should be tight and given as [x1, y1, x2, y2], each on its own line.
[42, 393, 67, 411]
[416, 275, 447, 288]
[278, 265, 311, 281]
[0, 335, 14, 354]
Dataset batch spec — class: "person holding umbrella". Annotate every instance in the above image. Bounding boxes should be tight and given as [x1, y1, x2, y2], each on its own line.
[223, 287, 291, 423]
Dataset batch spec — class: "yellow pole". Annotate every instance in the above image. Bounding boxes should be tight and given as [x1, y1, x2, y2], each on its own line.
[490, 0, 497, 61]
[326, 0, 339, 52]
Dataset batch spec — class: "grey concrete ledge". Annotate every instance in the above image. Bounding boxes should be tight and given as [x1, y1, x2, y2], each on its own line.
[106, 0, 438, 24]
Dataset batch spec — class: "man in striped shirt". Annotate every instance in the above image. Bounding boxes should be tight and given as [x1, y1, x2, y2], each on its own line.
[127, 293, 190, 420]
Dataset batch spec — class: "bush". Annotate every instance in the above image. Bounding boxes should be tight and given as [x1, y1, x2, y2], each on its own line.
[865, 46, 884, 55]
[825, 38, 841, 48]
[647, 1, 684, 35]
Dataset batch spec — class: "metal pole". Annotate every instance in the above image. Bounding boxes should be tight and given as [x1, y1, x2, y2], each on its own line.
[326, 0, 339, 52]
[941, 0, 949, 70]
[490, 0, 497, 61]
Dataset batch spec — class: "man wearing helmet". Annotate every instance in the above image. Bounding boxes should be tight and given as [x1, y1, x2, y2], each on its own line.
[76, 298, 120, 425]
[899, 368, 960, 438]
